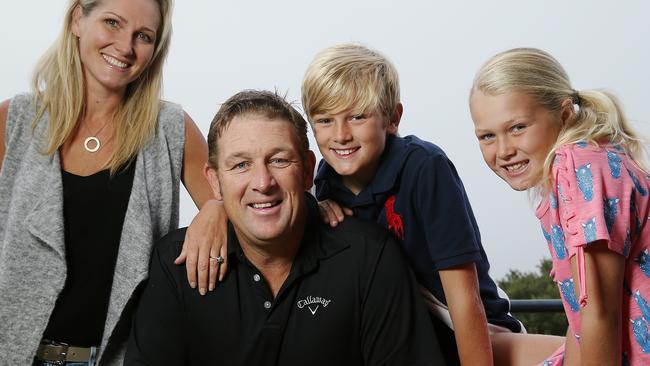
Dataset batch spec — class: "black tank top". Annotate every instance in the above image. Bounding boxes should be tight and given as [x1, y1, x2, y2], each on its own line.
[43, 163, 136, 346]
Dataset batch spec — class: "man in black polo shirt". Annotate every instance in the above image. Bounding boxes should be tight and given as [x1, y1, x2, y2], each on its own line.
[125, 90, 444, 366]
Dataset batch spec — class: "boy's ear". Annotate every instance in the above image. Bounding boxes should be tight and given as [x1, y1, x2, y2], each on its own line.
[203, 163, 223, 201]
[387, 102, 403, 135]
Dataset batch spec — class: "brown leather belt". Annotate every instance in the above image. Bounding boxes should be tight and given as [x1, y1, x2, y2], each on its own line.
[36, 343, 94, 364]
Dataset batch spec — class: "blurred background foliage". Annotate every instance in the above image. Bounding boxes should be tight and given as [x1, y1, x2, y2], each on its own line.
[498, 258, 568, 336]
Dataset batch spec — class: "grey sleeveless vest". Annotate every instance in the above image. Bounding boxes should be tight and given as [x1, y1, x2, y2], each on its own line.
[0, 93, 184, 365]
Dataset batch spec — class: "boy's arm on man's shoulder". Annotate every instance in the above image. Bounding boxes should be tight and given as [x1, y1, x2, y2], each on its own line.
[360, 234, 446, 366]
[125, 240, 187, 365]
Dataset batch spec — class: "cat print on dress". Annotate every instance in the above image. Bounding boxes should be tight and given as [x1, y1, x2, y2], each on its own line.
[557, 184, 567, 204]
[607, 150, 622, 179]
[582, 217, 598, 243]
[559, 278, 580, 313]
[550, 191, 558, 210]
[631, 316, 650, 353]
[628, 168, 648, 197]
[542, 225, 552, 244]
[551, 225, 568, 260]
[634, 290, 650, 323]
[576, 141, 588, 148]
[576, 163, 594, 201]
[635, 249, 650, 278]
[541, 359, 553, 366]
[604, 197, 619, 233]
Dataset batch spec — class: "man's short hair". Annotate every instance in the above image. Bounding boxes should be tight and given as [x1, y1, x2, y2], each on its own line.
[207, 90, 310, 168]
[301, 43, 400, 122]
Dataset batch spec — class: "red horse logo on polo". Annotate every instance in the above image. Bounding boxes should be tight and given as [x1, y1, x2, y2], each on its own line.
[384, 195, 404, 240]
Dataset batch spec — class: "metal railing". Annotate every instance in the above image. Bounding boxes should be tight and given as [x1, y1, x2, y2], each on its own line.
[510, 299, 563, 313]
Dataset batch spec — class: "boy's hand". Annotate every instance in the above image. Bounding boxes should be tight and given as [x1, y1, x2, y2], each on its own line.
[175, 200, 228, 295]
[318, 199, 353, 227]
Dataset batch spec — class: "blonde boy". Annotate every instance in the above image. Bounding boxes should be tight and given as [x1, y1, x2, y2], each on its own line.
[303, 44, 522, 366]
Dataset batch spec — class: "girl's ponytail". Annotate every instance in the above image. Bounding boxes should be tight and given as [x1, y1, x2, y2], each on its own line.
[564, 89, 648, 173]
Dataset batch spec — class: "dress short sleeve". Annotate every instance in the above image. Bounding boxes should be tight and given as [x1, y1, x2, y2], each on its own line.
[552, 143, 639, 258]
[540, 143, 650, 361]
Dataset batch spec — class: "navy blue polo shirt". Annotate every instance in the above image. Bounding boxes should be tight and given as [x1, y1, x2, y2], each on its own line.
[315, 135, 522, 332]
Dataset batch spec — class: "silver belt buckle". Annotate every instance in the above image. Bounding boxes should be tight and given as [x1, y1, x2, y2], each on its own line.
[37, 341, 69, 365]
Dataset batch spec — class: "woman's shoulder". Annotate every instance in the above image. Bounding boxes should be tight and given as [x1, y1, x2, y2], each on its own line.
[3, 93, 40, 137]
[159, 99, 182, 114]
[6, 93, 37, 111]
[155, 100, 185, 137]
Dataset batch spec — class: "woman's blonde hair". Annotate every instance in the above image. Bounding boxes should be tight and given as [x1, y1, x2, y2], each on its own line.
[301, 43, 400, 124]
[471, 47, 648, 189]
[32, 0, 173, 173]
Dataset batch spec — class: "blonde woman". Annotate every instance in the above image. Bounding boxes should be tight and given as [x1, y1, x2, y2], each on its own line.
[470, 48, 650, 365]
[0, 0, 223, 364]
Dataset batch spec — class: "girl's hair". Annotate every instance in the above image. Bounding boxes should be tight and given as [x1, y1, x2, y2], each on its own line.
[31, 0, 173, 174]
[471, 47, 648, 189]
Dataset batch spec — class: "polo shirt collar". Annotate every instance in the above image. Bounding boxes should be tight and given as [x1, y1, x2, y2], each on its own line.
[314, 135, 410, 201]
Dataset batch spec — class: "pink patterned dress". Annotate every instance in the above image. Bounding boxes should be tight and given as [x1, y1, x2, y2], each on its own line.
[535, 142, 650, 365]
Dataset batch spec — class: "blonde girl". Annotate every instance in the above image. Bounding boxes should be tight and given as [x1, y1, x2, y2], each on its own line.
[470, 47, 649, 365]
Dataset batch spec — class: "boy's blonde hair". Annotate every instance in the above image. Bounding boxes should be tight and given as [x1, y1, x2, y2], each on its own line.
[32, 0, 173, 174]
[302, 43, 400, 124]
[470, 47, 649, 189]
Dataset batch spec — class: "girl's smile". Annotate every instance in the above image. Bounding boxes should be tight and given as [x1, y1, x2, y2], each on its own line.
[470, 91, 564, 191]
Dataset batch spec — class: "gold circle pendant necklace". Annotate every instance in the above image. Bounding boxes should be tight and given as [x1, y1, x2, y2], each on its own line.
[82, 121, 111, 153]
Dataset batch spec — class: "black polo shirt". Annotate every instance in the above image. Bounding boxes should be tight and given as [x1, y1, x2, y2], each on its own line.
[314, 135, 522, 333]
[125, 196, 444, 366]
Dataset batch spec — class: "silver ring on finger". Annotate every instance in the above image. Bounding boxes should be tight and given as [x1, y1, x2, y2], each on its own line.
[209, 255, 225, 264]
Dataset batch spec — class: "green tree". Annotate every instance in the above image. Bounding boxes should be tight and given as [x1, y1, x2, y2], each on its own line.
[498, 258, 568, 336]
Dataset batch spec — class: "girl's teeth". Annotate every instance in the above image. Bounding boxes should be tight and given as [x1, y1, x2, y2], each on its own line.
[506, 162, 527, 171]
[102, 54, 128, 68]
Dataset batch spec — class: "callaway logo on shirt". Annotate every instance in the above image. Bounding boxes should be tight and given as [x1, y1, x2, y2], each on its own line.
[297, 295, 331, 315]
